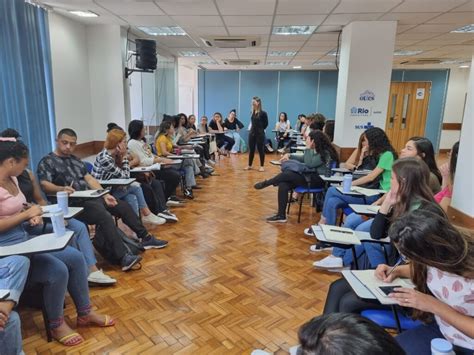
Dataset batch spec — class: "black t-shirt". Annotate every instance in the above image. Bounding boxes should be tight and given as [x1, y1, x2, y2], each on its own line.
[250, 111, 268, 133]
[223, 119, 243, 130]
[209, 120, 222, 131]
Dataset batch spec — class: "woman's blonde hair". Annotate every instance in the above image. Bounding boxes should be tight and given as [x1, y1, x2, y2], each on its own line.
[252, 96, 262, 114]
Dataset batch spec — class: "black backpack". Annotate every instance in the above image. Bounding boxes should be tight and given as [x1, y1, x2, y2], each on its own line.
[93, 225, 144, 264]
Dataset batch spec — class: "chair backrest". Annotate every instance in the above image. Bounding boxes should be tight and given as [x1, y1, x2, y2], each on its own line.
[150, 143, 157, 155]
[84, 161, 93, 173]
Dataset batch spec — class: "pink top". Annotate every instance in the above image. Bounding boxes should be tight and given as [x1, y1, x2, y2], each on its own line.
[434, 186, 452, 204]
[427, 266, 474, 350]
[0, 177, 26, 219]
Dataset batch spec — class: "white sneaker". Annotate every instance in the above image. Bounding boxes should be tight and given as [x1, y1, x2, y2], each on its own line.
[327, 266, 350, 273]
[309, 244, 333, 252]
[88, 269, 117, 285]
[304, 227, 314, 237]
[277, 148, 285, 154]
[142, 213, 166, 225]
[313, 255, 343, 269]
[158, 210, 178, 222]
[251, 351, 272, 355]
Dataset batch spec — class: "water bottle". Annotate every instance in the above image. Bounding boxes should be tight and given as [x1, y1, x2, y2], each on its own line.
[56, 191, 69, 215]
[431, 339, 455, 355]
[50, 208, 66, 237]
[343, 174, 353, 193]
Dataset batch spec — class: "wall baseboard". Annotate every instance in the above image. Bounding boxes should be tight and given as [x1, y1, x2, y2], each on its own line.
[75, 141, 104, 159]
[447, 205, 474, 229]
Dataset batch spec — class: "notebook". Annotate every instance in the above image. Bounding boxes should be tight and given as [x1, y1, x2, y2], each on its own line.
[270, 160, 282, 166]
[320, 225, 361, 245]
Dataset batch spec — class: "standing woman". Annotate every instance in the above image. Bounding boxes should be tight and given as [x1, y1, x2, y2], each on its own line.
[245, 96, 268, 172]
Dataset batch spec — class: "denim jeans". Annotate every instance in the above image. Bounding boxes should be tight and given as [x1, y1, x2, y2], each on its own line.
[332, 215, 374, 267]
[0, 255, 30, 304]
[225, 131, 241, 153]
[0, 311, 22, 355]
[172, 162, 196, 188]
[322, 186, 379, 225]
[113, 183, 147, 216]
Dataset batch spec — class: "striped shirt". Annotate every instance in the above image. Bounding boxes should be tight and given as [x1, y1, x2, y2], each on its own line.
[91, 149, 130, 181]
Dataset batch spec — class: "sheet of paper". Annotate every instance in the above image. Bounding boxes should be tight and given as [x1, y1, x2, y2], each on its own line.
[69, 189, 109, 198]
[98, 178, 136, 185]
[349, 204, 381, 215]
[321, 225, 361, 245]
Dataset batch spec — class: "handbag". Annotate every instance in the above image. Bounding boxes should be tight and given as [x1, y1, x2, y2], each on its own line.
[281, 159, 312, 174]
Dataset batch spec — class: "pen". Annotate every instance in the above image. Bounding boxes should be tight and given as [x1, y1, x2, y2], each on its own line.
[386, 258, 404, 277]
[329, 228, 353, 234]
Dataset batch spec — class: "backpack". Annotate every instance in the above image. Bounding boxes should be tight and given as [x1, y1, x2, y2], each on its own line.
[93, 225, 144, 264]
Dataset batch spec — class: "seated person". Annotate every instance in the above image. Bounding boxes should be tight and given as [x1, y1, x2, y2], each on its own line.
[323, 119, 334, 142]
[37, 129, 167, 269]
[209, 112, 234, 156]
[320, 127, 397, 226]
[0, 255, 30, 355]
[223, 109, 244, 154]
[187, 114, 197, 131]
[91, 128, 167, 225]
[341, 132, 369, 171]
[0, 138, 115, 346]
[435, 141, 459, 213]
[386, 210, 473, 354]
[127, 119, 182, 206]
[198, 115, 209, 134]
[254, 131, 339, 223]
[275, 112, 291, 153]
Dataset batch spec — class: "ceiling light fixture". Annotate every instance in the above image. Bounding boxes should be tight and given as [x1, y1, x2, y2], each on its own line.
[272, 25, 317, 36]
[440, 59, 469, 65]
[327, 49, 338, 56]
[137, 26, 186, 36]
[450, 24, 474, 33]
[196, 60, 218, 65]
[293, 65, 302, 69]
[459, 65, 470, 68]
[267, 61, 289, 66]
[394, 50, 423, 56]
[312, 61, 335, 66]
[269, 51, 297, 57]
[180, 51, 207, 57]
[68, 10, 99, 18]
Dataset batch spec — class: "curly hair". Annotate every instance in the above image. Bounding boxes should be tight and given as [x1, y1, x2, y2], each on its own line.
[364, 127, 397, 160]
[309, 130, 339, 165]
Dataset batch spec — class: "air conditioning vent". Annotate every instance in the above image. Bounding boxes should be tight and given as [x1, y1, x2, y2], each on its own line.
[222, 59, 260, 66]
[201, 36, 261, 48]
[400, 58, 443, 65]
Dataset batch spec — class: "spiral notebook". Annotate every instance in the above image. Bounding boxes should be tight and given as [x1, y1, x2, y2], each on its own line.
[320, 225, 361, 245]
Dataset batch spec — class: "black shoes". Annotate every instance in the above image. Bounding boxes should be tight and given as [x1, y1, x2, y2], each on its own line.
[184, 189, 194, 199]
[266, 214, 287, 223]
[254, 180, 269, 190]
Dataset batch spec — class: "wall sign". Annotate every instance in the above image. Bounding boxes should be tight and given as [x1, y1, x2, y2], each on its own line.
[359, 90, 375, 101]
[416, 88, 425, 100]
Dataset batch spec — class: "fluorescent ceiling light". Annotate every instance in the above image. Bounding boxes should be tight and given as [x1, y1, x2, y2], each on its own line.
[450, 24, 474, 33]
[293, 65, 302, 69]
[196, 60, 217, 65]
[180, 51, 207, 57]
[440, 59, 469, 65]
[459, 65, 470, 68]
[312, 61, 335, 66]
[138, 26, 186, 36]
[68, 10, 98, 18]
[267, 61, 289, 66]
[327, 49, 338, 56]
[394, 50, 423, 56]
[272, 25, 317, 36]
[269, 51, 297, 57]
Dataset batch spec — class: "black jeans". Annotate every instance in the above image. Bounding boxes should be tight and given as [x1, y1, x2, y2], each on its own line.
[323, 278, 386, 314]
[216, 134, 234, 150]
[248, 131, 265, 167]
[141, 179, 167, 215]
[266, 170, 324, 217]
[154, 168, 180, 199]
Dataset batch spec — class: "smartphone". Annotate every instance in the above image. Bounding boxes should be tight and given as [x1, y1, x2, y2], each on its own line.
[91, 189, 107, 196]
[378, 286, 401, 296]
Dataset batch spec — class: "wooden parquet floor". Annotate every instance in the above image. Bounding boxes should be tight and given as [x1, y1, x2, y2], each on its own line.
[21, 154, 338, 355]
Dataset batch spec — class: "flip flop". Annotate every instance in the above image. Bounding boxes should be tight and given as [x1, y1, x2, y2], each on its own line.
[77, 314, 115, 327]
[57, 332, 84, 346]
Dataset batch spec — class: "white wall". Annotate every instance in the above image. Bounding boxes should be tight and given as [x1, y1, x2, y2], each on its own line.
[178, 60, 198, 116]
[439, 68, 470, 150]
[48, 13, 93, 144]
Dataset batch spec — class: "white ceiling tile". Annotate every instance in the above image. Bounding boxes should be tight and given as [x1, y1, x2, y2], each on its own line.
[310, 33, 340, 41]
[223, 16, 273, 26]
[270, 34, 309, 42]
[273, 15, 326, 26]
[395, 39, 423, 45]
[315, 25, 343, 33]
[184, 26, 228, 36]
[95, 1, 164, 16]
[157, 1, 218, 15]
[171, 15, 223, 27]
[450, 0, 474, 12]
[425, 32, 474, 42]
[227, 27, 271, 35]
[334, 0, 402, 14]
[379, 12, 441, 25]
[322, 13, 383, 26]
[427, 12, 474, 24]
[392, 0, 468, 13]
[397, 25, 418, 33]
[276, 0, 338, 15]
[157, 37, 200, 48]
[405, 24, 463, 33]
[216, 0, 276, 15]
[121, 15, 175, 26]
[396, 32, 440, 40]
[401, 44, 442, 51]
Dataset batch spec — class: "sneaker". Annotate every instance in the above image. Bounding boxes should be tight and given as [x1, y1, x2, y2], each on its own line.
[313, 255, 343, 269]
[258, 167, 265, 172]
[327, 266, 350, 273]
[309, 243, 333, 252]
[184, 189, 194, 199]
[141, 235, 168, 249]
[277, 148, 285, 154]
[121, 253, 142, 271]
[142, 213, 166, 225]
[192, 185, 202, 189]
[304, 227, 314, 237]
[88, 269, 117, 285]
[266, 214, 287, 223]
[208, 159, 216, 165]
[254, 181, 268, 190]
[158, 210, 178, 222]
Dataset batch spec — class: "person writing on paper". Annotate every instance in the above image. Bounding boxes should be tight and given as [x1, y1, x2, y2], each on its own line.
[434, 141, 459, 213]
[315, 158, 440, 271]
[245, 97, 268, 172]
[38, 129, 167, 269]
[319, 127, 397, 226]
[127, 120, 182, 205]
[0, 138, 115, 346]
[254, 131, 339, 223]
[223, 109, 244, 154]
[377, 209, 474, 354]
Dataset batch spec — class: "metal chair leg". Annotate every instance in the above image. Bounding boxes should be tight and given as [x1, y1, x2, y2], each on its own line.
[391, 305, 403, 333]
[297, 193, 305, 223]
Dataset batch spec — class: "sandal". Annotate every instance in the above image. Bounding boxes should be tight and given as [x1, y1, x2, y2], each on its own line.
[57, 332, 84, 346]
[77, 314, 115, 328]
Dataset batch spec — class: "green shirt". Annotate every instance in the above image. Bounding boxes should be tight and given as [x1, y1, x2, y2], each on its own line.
[377, 151, 395, 191]
[290, 149, 329, 174]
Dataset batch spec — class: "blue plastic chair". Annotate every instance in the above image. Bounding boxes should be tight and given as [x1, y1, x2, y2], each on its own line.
[290, 186, 325, 223]
[361, 309, 422, 333]
[84, 161, 93, 173]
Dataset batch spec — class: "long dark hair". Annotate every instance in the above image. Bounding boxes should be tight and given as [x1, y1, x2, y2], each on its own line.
[309, 130, 339, 165]
[158, 120, 173, 136]
[391, 158, 437, 220]
[409, 137, 442, 184]
[323, 120, 335, 142]
[450, 141, 459, 182]
[389, 208, 473, 320]
[0, 139, 29, 164]
[364, 127, 397, 161]
[279, 112, 288, 122]
[128, 120, 144, 140]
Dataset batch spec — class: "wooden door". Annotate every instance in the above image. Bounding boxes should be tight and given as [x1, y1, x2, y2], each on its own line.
[385, 82, 431, 152]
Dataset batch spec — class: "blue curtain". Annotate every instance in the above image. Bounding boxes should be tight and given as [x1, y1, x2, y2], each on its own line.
[0, 0, 56, 168]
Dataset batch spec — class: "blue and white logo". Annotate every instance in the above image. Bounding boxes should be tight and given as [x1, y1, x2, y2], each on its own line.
[350, 107, 370, 116]
[355, 122, 375, 130]
[359, 90, 375, 101]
